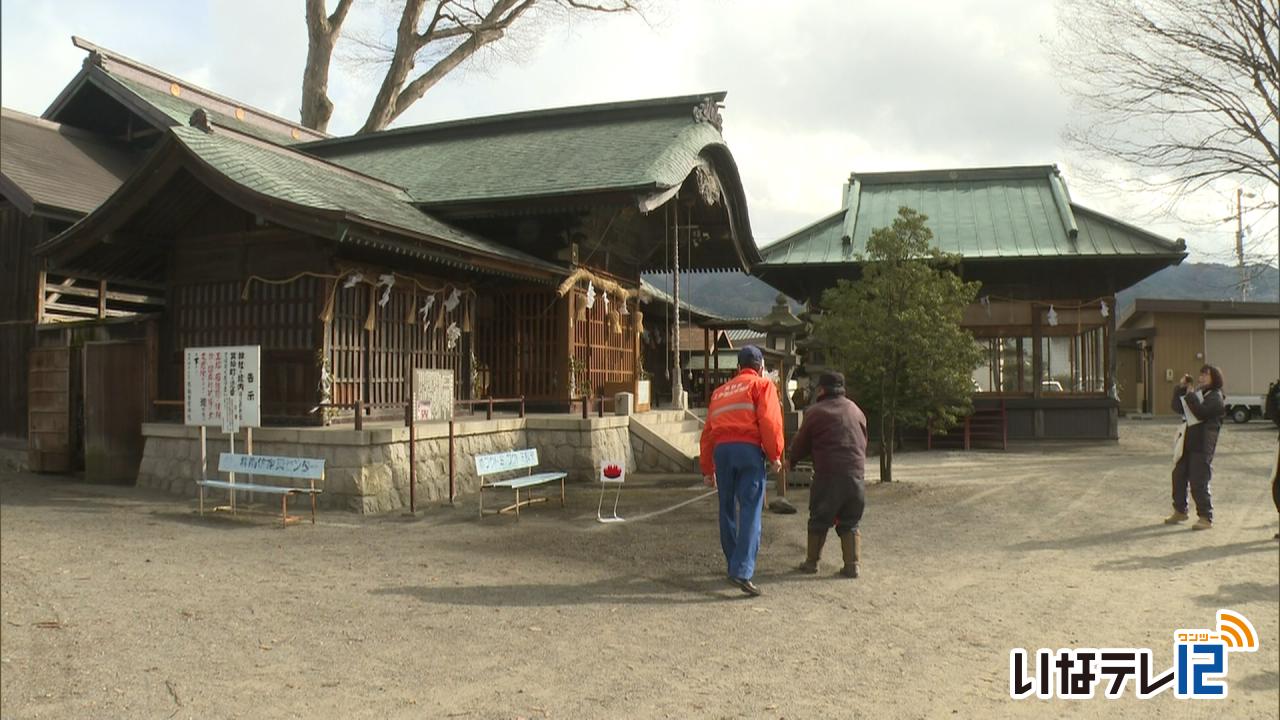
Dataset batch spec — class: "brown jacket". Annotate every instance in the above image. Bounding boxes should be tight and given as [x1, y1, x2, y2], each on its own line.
[788, 392, 868, 483]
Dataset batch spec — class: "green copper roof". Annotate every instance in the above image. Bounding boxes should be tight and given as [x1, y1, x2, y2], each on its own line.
[168, 125, 565, 274]
[759, 165, 1186, 265]
[300, 93, 732, 206]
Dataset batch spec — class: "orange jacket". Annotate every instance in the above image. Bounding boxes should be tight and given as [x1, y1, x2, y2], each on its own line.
[699, 367, 785, 476]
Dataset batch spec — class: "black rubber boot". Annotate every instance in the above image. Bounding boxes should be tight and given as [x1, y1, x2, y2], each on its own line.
[838, 529, 860, 578]
[798, 531, 826, 574]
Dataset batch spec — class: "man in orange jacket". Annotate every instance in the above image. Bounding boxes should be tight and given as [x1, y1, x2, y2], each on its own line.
[700, 345, 784, 596]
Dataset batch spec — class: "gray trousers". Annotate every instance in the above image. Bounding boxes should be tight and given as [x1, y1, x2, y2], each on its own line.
[1171, 452, 1213, 521]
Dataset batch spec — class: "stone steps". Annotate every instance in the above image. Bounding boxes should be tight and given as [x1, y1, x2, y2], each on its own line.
[628, 410, 703, 474]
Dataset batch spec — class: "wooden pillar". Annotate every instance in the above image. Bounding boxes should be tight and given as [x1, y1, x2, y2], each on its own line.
[35, 271, 46, 324]
[713, 338, 720, 384]
[557, 291, 573, 406]
[1031, 304, 1043, 400]
[97, 280, 107, 319]
[1031, 303, 1043, 439]
[1105, 297, 1116, 397]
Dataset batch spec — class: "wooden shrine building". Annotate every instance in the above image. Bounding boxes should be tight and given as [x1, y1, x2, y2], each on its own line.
[755, 165, 1188, 440]
[5, 38, 761, 482]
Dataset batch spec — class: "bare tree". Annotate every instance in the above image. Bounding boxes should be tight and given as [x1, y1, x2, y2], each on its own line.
[1054, 0, 1279, 197]
[302, 0, 358, 133]
[301, 0, 643, 135]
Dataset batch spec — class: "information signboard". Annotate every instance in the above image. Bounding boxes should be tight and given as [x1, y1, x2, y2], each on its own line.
[412, 369, 455, 422]
[184, 346, 261, 431]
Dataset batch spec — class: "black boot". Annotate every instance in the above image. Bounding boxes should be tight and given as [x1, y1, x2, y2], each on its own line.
[838, 529, 860, 578]
[798, 531, 826, 573]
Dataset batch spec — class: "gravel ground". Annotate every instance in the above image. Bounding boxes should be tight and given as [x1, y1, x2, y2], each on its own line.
[2, 419, 1277, 719]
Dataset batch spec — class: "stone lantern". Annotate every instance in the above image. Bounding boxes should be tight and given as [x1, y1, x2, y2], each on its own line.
[749, 294, 805, 410]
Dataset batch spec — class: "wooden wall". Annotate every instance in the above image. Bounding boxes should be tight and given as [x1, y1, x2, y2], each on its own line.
[0, 203, 48, 441]
[164, 229, 329, 422]
[1149, 313, 1206, 416]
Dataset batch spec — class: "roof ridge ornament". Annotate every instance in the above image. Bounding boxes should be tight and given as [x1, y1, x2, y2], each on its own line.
[692, 97, 723, 132]
[189, 109, 213, 133]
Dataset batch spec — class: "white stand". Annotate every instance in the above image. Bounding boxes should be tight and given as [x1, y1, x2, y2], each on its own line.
[597, 479, 625, 523]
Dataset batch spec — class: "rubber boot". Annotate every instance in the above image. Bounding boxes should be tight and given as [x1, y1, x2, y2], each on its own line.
[798, 531, 826, 574]
[839, 529, 860, 578]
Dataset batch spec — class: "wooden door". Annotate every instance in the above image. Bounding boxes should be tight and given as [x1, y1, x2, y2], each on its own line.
[28, 346, 74, 472]
[83, 341, 148, 484]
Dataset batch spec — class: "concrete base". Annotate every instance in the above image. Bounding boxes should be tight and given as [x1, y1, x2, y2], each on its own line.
[137, 414, 635, 515]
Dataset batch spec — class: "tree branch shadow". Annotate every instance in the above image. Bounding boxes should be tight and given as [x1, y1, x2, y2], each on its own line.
[1006, 523, 1175, 552]
[1094, 539, 1276, 572]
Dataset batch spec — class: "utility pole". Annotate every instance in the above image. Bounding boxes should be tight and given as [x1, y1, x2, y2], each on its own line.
[671, 203, 684, 409]
[1235, 188, 1247, 301]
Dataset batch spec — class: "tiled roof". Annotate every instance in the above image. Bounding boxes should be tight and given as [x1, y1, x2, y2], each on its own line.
[0, 107, 138, 217]
[759, 165, 1187, 265]
[169, 124, 567, 274]
[44, 36, 325, 146]
[301, 93, 732, 206]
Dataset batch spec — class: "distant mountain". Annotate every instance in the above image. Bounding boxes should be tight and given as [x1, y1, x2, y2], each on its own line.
[1117, 262, 1279, 315]
[644, 262, 1278, 322]
[641, 273, 799, 320]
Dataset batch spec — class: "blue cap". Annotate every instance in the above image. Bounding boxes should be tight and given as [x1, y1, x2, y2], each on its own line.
[738, 344, 763, 368]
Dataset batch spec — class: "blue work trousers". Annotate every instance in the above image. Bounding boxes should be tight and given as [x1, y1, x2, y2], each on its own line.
[713, 442, 767, 580]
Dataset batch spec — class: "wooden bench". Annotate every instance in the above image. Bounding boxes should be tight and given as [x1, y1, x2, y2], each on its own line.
[197, 452, 324, 527]
[475, 448, 566, 519]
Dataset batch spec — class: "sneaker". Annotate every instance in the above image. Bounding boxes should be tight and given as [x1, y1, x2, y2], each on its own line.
[1191, 518, 1213, 531]
[1163, 512, 1189, 524]
[730, 577, 762, 597]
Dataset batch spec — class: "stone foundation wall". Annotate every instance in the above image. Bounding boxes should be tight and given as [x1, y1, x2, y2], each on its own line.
[138, 416, 635, 514]
[629, 426, 694, 474]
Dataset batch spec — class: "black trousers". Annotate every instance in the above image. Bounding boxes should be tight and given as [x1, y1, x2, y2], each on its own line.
[1171, 451, 1213, 521]
[808, 476, 866, 535]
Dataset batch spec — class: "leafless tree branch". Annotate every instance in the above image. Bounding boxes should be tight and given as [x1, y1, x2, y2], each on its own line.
[299, 0, 650, 134]
[1053, 0, 1280, 195]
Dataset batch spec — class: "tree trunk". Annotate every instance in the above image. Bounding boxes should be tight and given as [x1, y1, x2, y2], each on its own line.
[883, 414, 895, 483]
[300, 0, 355, 133]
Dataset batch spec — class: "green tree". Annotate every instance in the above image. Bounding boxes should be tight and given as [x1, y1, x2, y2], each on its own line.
[812, 207, 983, 483]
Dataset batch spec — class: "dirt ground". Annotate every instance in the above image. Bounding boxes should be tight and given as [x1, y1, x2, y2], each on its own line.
[2, 420, 1277, 720]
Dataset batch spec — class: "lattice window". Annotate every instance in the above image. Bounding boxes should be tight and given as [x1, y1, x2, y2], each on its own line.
[474, 287, 559, 401]
[572, 288, 636, 397]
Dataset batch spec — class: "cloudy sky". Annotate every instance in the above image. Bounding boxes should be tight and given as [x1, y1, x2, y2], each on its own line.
[2, 0, 1275, 265]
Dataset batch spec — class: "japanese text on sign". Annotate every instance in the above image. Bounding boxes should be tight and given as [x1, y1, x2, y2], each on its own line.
[218, 452, 324, 480]
[184, 346, 261, 430]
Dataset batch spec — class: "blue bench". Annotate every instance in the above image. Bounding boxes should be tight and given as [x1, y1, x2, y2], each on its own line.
[475, 448, 566, 519]
[197, 452, 324, 527]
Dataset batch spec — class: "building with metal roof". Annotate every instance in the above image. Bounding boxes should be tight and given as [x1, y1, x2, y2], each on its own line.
[758, 165, 1189, 441]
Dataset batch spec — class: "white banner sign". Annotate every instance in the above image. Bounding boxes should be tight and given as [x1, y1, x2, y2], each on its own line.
[184, 346, 261, 431]
[218, 452, 324, 480]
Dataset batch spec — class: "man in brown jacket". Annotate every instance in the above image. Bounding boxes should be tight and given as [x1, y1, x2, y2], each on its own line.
[788, 371, 868, 578]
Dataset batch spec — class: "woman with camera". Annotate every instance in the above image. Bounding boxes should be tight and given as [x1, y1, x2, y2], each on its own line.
[1165, 365, 1226, 530]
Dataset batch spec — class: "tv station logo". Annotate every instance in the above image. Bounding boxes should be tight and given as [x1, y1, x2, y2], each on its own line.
[1010, 609, 1259, 700]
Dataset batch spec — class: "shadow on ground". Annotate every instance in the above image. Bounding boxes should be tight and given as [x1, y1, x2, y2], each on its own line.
[1094, 539, 1277, 572]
